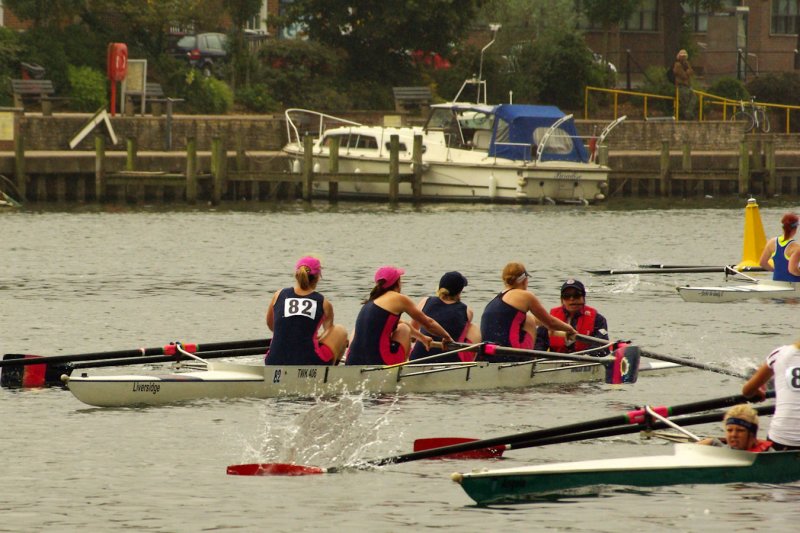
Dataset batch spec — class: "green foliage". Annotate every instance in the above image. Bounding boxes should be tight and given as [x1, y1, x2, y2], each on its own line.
[183, 71, 234, 114]
[67, 65, 107, 112]
[745, 72, 800, 105]
[252, 39, 351, 109]
[235, 84, 279, 113]
[17, 28, 71, 94]
[580, 0, 642, 29]
[707, 77, 749, 101]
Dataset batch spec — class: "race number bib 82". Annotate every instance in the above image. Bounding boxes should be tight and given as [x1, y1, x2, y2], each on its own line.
[284, 297, 318, 319]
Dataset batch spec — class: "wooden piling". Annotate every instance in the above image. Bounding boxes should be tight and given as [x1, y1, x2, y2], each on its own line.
[681, 140, 691, 171]
[211, 137, 225, 205]
[764, 138, 776, 196]
[126, 137, 137, 171]
[389, 134, 399, 202]
[659, 140, 670, 197]
[185, 137, 197, 203]
[95, 134, 106, 201]
[329, 136, 339, 202]
[302, 136, 313, 202]
[738, 140, 750, 195]
[412, 134, 423, 202]
[14, 131, 25, 200]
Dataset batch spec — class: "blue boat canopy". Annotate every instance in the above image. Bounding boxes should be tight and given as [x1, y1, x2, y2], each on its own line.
[489, 104, 590, 163]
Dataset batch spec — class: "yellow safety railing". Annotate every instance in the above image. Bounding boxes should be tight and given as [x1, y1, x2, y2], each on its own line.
[584, 86, 675, 121]
[694, 89, 800, 133]
[586, 85, 800, 132]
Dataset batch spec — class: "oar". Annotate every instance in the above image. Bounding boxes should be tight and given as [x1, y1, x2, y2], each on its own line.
[469, 340, 640, 385]
[585, 265, 766, 275]
[0, 340, 270, 388]
[573, 333, 749, 380]
[226, 391, 773, 476]
[412, 438, 504, 459]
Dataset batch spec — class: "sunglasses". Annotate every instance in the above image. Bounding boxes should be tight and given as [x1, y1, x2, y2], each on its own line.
[561, 292, 583, 299]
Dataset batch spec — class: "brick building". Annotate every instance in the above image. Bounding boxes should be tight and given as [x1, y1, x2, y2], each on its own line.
[580, 0, 799, 84]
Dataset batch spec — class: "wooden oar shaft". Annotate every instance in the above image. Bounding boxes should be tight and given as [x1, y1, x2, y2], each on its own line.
[507, 403, 776, 450]
[0, 338, 270, 368]
[365, 392, 773, 467]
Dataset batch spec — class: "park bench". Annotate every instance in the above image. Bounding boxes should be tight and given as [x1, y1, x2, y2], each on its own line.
[10, 79, 69, 116]
[392, 86, 433, 114]
[126, 82, 173, 116]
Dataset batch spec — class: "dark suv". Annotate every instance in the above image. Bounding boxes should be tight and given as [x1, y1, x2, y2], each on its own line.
[174, 32, 227, 76]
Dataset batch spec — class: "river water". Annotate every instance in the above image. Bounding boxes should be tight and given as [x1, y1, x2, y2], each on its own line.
[2, 199, 799, 532]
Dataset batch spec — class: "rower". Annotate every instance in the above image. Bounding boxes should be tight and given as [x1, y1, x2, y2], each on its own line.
[759, 212, 800, 282]
[698, 404, 772, 452]
[533, 278, 610, 356]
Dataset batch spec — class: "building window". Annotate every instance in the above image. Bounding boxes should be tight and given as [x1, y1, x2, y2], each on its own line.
[623, 0, 658, 31]
[684, 1, 740, 33]
[772, 0, 798, 34]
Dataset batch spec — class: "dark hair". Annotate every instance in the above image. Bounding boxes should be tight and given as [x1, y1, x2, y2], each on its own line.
[363, 280, 399, 303]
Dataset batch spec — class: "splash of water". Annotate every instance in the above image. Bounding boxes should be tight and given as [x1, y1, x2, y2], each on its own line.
[237, 393, 402, 468]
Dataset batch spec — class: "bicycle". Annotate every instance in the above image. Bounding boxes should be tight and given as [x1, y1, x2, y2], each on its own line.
[730, 97, 770, 133]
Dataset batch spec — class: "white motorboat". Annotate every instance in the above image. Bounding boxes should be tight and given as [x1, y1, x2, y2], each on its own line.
[677, 267, 800, 303]
[283, 100, 623, 204]
[62, 358, 675, 407]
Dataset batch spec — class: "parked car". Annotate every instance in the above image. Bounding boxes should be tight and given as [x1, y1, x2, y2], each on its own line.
[173, 32, 227, 76]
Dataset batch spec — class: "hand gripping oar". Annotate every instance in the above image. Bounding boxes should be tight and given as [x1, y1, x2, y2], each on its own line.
[0, 339, 270, 388]
[226, 391, 773, 476]
[572, 333, 749, 379]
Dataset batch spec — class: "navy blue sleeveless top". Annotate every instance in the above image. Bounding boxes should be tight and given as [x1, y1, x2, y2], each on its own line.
[346, 301, 403, 365]
[265, 287, 326, 365]
[409, 297, 468, 362]
[479, 290, 533, 362]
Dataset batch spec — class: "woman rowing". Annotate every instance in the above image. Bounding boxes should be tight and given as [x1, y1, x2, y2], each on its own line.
[345, 266, 453, 366]
[480, 262, 576, 362]
[759, 212, 800, 282]
[742, 339, 800, 451]
[698, 404, 773, 452]
[264, 256, 348, 365]
[409, 271, 481, 363]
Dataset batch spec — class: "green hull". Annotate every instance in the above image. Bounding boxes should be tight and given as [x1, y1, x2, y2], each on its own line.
[458, 450, 800, 505]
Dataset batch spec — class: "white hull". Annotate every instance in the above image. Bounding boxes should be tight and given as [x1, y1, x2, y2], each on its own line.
[64, 359, 675, 407]
[677, 280, 800, 303]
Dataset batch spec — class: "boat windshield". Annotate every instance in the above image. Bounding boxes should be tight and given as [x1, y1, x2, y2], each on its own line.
[322, 133, 378, 150]
[425, 108, 466, 147]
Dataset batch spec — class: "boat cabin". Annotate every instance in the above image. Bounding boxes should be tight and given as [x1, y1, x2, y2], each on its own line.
[424, 103, 590, 163]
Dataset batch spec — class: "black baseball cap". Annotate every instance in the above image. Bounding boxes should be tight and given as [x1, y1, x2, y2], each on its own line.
[560, 279, 586, 296]
[439, 271, 468, 295]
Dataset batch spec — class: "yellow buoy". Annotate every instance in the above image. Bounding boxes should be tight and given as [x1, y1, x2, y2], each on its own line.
[736, 198, 767, 270]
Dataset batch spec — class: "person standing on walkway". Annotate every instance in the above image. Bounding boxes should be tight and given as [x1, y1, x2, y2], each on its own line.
[759, 212, 800, 282]
[673, 49, 696, 120]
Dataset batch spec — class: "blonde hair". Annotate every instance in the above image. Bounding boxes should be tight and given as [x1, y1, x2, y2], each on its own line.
[723, 404, 759, 427]
[295, 267, 319, 291]
[502, 262, 528, 286]
[436, 287, 460, 301]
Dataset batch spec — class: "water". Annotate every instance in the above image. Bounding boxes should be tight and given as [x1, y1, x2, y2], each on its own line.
[2, 200, 800, 532]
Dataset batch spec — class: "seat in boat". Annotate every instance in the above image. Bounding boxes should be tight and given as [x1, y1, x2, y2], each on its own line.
[472, 130, 492, 150]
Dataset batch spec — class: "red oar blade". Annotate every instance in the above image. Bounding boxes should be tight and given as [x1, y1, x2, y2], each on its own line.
[226, 463, 326, 476]
[413, 437, 506, 459]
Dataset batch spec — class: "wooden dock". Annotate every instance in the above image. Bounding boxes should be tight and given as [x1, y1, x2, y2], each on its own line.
[2, 131, 800, 205]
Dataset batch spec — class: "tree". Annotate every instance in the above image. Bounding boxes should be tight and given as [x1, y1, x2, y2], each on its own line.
[2, 0, 84, 29]
[662, 1, 725, 67]
[222, 0, 263, 89]
[284, 0, 483, 84]
[580, 0, 642, 68]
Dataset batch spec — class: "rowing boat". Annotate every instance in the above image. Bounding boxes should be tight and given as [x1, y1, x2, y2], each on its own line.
[452, 443, 800, 504]
[63, 358, 675, 407]
[676, 279, 800, 303]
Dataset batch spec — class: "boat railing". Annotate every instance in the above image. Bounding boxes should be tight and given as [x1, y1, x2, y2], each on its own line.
[284, 108, 363, 150]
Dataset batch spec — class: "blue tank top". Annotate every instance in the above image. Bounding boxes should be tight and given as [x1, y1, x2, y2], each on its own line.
[346, 301, 402, 365]
[773, 237, 800, 282]
[265, 287, 326, 365]
[409, 297, 468, 362]
[479, 290, 532, 362]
